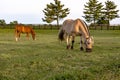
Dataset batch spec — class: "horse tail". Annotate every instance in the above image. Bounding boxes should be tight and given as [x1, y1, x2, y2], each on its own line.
[15, 24, 19, 41]
[58, 28, 64, 41]
[15, 24, 17, 31]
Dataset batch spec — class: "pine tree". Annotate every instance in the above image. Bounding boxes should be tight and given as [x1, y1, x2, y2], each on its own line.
[10, 21, 18, 25]
[0, 19, 6, 25]
[83, 0, 103, 24]
[42, 0, 70, 26]
[104, 0, 119, 27]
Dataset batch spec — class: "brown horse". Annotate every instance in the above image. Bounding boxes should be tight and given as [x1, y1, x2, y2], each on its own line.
[58, 18, 94, 52]
[15, 24, 36, 41]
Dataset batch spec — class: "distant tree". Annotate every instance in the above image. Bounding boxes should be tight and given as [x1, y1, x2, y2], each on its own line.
[42, 0, 70, 26]
[10, 21, 18, 25]
[97, 17, 107, 24]
[83, 0, 103, 24]
[104, 0, 119, 27]
[0, 19, 6, 25]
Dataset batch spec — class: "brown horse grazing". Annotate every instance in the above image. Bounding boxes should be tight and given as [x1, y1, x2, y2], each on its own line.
[15, 24, 36, 41]
[58, 18, 94, 52]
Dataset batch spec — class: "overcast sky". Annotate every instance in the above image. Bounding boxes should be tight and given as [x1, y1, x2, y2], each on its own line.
[0, 0, 120, 24]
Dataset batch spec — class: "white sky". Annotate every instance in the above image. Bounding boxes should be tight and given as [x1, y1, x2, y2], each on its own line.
[0, 0, 120, 24]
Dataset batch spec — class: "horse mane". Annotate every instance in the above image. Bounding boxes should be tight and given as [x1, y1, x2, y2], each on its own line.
[82, 20, 90, 36]
[76, 19, 90, 36]
[31, 28, 35, 35]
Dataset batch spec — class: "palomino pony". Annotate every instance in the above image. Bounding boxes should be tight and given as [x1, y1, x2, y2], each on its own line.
[58, 18, 94, 52]
[15, 24, 36, 41]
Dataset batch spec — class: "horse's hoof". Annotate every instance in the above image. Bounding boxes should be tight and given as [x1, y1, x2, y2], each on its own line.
[66, 45, 70, 49]
[80, 47, 84, 51]
[71, 46, 73, 49]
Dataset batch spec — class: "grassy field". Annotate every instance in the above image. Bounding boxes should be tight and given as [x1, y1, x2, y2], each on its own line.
[0, 29, 120, 80]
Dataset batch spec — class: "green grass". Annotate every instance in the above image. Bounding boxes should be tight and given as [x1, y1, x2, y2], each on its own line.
[0, 29, 120, 80]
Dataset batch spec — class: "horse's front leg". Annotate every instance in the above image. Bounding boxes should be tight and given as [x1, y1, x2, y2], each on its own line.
[80, 36, 84, 51]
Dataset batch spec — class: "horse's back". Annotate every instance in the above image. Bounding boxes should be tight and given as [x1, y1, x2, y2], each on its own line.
[15, 24, 24, 29]
[15, 24, 32, 33]
[62, 19, 82, 34]
[63, 19, 74, 27]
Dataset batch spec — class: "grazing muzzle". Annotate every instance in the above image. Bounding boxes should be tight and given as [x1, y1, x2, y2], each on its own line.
[86, 48, 92, 52]
[85, 36, 94, 52]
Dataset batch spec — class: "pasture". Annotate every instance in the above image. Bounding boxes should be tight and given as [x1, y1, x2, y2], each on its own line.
[0, 29, 120, 80]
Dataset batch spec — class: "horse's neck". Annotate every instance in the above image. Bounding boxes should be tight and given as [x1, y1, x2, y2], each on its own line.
[78, 21, 90, 39]
[81, 29, 89, 39]
[31, 29, 35, 34]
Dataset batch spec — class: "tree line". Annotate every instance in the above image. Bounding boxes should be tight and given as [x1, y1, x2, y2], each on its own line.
[0, 24, 120, 30]
[83, 0, 119, 29]
[0, 19, 18, 25]
[43, 0, 119, 27]
[0, 0, 119, 28]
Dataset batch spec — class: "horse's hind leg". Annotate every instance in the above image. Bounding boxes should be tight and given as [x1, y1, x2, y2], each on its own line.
[66, 35, 71, 49]
[15, 32, 20, 41]
[80, 36, 84, 51]
[15, 36, 18, 41]
[26, 33, 30, 40]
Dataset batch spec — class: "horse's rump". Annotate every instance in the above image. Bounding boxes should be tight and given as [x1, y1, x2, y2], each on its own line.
[62, 19, 74, 33]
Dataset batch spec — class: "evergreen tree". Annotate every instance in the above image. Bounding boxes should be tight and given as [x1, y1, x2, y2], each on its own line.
[42, 0, 70, 26]
[83, 0, 103, 24]
[104, 0, 119, 27]
[10, 21, 18, 25]
[0, 19, 6, 25]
